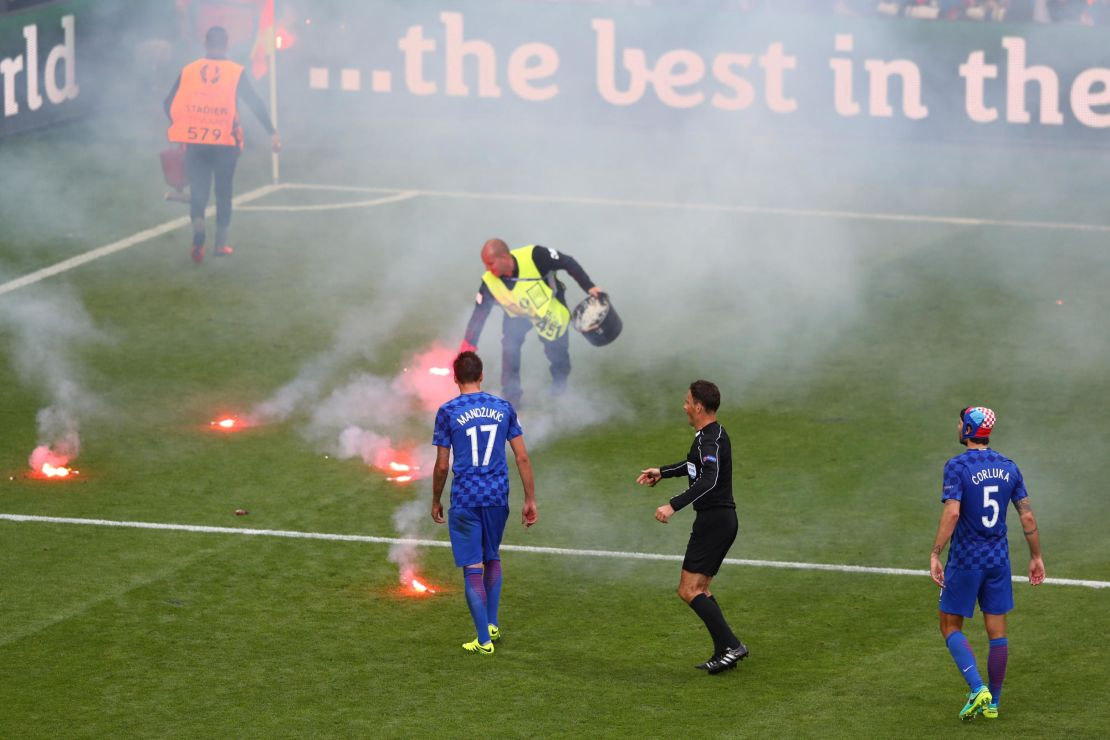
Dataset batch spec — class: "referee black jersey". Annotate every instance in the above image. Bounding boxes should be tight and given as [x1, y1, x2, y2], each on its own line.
[659, 421, 735, 513]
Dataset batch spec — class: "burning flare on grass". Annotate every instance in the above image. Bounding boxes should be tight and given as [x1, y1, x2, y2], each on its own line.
[409, 577, 436, 595]
[337, 428, 428, 483]
[385, 459, 417, 483]
[29, 446, 77, 479]
[389, 500, 435, 594]
[209, 415, 256, 432]
[40, 462, 75, 478]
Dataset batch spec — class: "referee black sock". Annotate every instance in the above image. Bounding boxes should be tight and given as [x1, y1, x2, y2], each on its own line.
[690, 593, 741, 652]
[709, 594, 743, 649]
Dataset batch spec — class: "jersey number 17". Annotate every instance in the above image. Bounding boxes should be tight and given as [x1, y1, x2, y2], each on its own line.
[465, 425, 497, 467]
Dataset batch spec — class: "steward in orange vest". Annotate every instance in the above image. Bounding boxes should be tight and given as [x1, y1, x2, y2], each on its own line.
[167, 56, 245, 148]
[163, 25, 280, 264]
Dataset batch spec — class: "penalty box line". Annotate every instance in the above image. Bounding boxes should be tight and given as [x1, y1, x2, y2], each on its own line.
[280, 182, 1110, 235]
[0, 184, 279, 298]
[2, 513, 1106, 590]
[0, 184, 418, 298]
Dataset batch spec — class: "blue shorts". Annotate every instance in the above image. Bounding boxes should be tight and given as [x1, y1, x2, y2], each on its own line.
[938, 565, 1014, 618]
[448, 505, 509, 567]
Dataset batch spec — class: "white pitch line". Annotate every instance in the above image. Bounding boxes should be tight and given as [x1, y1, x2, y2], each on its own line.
[2, 513, 1106, 590]
[280, 182, 1110, 234]
[235, 190, 419, 212]
[0, 183, 283, 298]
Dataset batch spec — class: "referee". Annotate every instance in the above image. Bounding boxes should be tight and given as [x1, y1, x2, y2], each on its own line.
[636, 380, 748, 674]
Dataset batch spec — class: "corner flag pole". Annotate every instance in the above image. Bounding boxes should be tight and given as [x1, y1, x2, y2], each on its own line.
[268, 1, 279, 184]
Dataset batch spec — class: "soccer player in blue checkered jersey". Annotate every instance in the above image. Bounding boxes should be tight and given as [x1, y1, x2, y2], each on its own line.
[929, 407, 1045, 720]
[431, 351, 537, 654]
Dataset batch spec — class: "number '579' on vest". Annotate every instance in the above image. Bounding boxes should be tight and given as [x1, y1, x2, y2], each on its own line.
[481, 246, 571, 342]
[167, 59, 243, 148]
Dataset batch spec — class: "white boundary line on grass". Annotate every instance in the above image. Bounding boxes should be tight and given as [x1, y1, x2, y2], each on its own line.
[0, 184, 283, 298]
[235, 190, 419, 212]
[281, 182, 1110, 235]
[4, 181, 1108, 299]
[2, 513, 1106, 590]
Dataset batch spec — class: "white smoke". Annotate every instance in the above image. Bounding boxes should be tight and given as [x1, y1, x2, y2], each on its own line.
[0, 285, 107, 469]
[388, 498, 431, 585]
[250, 305, 409, 424]
[519, 384, 628, 449]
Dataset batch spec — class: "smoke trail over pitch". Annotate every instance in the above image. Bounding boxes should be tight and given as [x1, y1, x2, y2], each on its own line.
[0, 283, 106, 474]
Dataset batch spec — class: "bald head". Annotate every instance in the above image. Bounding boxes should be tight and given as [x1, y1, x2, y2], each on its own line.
[481, 238, 515, 277]
[481, 238, 509, 259]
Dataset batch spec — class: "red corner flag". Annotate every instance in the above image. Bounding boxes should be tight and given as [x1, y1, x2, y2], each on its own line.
[179, 0, 273, 79]
[250, 0, 274, 79]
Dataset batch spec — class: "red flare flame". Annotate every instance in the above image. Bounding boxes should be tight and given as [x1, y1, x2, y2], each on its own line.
[406, 576, 437, 595]
[40, 462, 76, 478]
[410, 578, 435, 594]
[396, 344, 458, 411]
[275, 25, 297, 51]
[377, 451, 426, 484]
[29, 446, 78, 480]
[209, 415, 255, 432]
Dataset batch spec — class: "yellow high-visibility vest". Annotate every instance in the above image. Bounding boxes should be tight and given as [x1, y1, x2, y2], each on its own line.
[482, 246, 570, 342]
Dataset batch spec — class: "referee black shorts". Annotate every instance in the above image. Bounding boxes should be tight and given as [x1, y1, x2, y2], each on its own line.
[682, 508, 738, 576]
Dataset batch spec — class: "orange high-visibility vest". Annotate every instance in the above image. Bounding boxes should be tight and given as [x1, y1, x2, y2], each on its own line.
[167, 58, 244, 148]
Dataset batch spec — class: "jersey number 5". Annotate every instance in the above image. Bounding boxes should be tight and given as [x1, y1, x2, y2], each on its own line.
[465, 424, 498, 467]
[981, 485, 1000, 528]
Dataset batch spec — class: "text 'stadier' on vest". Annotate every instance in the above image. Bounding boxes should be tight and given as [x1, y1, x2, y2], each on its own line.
[167, 59, 244, 147]
[482, 246, 571, 342]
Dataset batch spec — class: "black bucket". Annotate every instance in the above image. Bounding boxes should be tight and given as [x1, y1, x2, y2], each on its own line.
[571, 293, 622, 347]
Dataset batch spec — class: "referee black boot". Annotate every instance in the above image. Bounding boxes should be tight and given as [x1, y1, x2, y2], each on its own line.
[706, 643, 749, 675]
[694, 654, 720, 670]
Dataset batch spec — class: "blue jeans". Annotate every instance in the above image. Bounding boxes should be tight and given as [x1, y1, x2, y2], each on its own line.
[500, 313, 570, 407]
[186, 144, 240, 227]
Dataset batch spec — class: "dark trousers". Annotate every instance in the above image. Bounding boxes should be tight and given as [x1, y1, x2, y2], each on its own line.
[501, 314, 571, 407]
[185, 144, 240, 227]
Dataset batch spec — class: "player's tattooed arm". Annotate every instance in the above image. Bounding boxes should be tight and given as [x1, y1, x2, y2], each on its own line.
[1015, 498, 1038, 535]
[1014, 496, 1045, 583]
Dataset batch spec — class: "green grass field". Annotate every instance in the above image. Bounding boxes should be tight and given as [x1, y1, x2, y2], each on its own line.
[2, 93, 1109, 739]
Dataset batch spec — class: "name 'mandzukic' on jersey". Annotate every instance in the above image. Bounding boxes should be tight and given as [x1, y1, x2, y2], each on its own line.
[455, 406, 505, 426]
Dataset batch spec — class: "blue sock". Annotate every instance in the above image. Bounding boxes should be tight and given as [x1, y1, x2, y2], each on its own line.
[987, 637, 1008, 705]
[946, 631, 985, 692]
[463, 567, 490, 645]
[483, 560, 502, 628]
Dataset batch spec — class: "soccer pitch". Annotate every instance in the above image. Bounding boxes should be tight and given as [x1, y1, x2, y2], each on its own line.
[3, 92, 1110, 737]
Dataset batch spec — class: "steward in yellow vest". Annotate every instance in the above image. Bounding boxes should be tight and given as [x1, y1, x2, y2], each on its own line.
[461, 239, 605, 408]
[163, 25, 280, 264]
